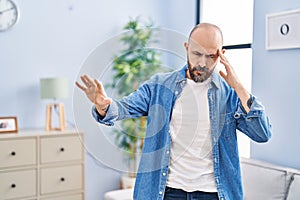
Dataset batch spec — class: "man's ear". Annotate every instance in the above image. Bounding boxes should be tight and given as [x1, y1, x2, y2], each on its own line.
[221, 48, 225, 54]
[184, 42, 189, 52]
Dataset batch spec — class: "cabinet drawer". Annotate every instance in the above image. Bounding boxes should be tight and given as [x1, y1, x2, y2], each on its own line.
[42, 193, 83, 200]
[40, 135, 83, 163]
[41, 165, 83, 195]
[0, 138, 36, 168]
[0, 169, 37, 199]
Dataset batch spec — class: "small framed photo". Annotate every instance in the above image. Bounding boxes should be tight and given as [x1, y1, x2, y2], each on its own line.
[0, 116, 18, 134]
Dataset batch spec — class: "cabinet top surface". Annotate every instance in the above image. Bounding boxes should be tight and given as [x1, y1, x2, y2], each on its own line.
[0, 129, 83, 138]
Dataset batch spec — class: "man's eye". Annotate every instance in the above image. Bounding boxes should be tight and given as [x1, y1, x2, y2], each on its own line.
[208, 55, 216, 59]
[193, 52, 203, 56]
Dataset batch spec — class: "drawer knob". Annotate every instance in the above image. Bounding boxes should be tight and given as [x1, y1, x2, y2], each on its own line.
[11, 151, 16, 156]
[11, 184, 16, 188]
[60, 147, 65, 152]
[60, 177, 65, 182]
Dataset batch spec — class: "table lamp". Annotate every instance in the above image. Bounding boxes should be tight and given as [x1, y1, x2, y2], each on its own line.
[40, 78, 69, 131]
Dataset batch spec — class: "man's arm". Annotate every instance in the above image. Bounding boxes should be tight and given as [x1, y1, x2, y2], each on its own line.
[77, 74, 152, 126]
[217, 50, 272, 141]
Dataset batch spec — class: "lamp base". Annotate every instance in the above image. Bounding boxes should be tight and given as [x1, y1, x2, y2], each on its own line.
[45, 103, 66, 131]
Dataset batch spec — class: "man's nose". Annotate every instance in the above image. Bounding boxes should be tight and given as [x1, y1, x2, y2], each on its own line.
[197, 56, 207, 67]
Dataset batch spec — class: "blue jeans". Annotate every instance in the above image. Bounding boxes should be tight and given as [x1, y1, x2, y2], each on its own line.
[163, 187, 219, 200]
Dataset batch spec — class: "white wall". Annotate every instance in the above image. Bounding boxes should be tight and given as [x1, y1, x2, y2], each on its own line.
[0, 0, 195, 199]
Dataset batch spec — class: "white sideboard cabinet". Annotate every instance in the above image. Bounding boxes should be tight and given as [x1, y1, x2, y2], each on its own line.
[0, 130, 85, 200]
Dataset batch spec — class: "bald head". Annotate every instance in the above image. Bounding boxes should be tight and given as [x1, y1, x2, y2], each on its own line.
[188, 23, 223, 49]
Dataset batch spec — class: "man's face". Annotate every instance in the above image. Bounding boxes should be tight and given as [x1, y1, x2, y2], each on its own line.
[186, 42, 219, 83]
[185, 27, 222, 83]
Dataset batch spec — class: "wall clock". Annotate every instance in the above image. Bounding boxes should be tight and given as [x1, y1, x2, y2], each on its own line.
[0, 0, 19, 32]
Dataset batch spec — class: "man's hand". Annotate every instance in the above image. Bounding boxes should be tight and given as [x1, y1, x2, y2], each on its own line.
[218, 49, 251, 113]
[75, 75, 112, 116]
[218, 49, 242, 89]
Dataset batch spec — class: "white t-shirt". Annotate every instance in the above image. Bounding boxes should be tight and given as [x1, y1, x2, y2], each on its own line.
[166, 78, 217, 192]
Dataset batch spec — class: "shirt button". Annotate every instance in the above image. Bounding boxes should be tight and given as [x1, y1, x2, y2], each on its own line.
[159, 191, 163, 195]
[162, 172, 166, 176]
[234, 113, 241, 118]
[175, 91, 178, 95]
[166, 151, 170, 154]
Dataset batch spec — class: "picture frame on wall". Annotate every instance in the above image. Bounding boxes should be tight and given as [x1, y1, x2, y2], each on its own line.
[0, 116, 18, 134]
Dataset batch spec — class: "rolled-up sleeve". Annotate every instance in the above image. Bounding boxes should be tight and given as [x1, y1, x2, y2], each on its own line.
[92, 100, 119, 126]
[234, 96, 272, 142]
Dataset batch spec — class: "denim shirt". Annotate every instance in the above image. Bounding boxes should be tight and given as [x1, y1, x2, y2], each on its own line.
[92, 65, 272, 200]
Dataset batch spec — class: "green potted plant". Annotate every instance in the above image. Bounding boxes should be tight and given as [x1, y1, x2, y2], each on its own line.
[108, 17, 163, 185]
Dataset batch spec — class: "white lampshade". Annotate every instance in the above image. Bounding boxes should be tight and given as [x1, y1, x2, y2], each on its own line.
[40, 78, 69, 99]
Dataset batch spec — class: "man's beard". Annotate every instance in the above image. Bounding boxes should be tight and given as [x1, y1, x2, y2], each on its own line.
[188, 61, 214, 83]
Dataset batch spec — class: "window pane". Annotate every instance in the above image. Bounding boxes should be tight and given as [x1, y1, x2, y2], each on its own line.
[201, 0, 254, 45]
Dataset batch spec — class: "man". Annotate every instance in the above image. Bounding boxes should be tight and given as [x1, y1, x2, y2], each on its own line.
[76, 23, 272, 200]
